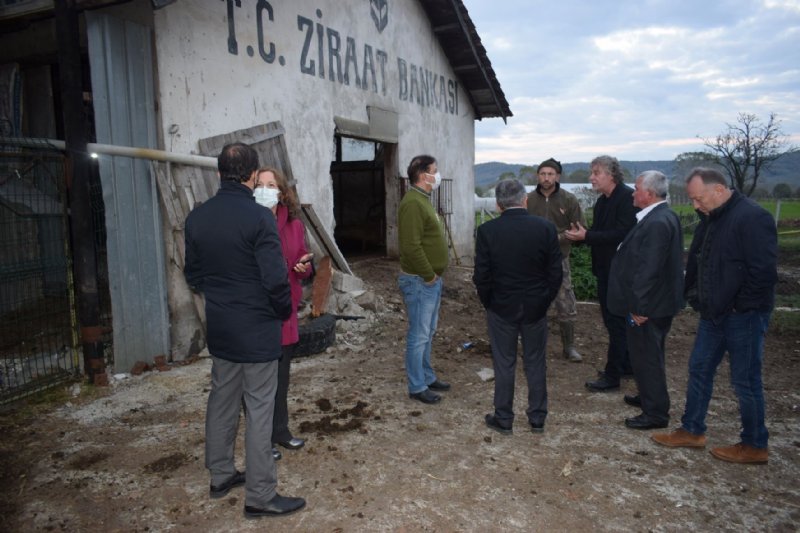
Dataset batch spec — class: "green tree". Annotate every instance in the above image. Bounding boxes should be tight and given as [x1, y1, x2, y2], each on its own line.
[518, 165, 537, 185]
[565, 169, 589, 183]
[752, 187, 771, 200]
[475, 186, 485, 197]
[674, 151, 719, 180]
[498, 171, 516, 181]
[668, 180, 688, 204]
[621, 167, 633, 183]
[773, 183, 792, 199]
[701, 112, 795, 197]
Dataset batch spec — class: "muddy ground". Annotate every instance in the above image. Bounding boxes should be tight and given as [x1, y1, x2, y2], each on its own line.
[1, 256, 799, 532]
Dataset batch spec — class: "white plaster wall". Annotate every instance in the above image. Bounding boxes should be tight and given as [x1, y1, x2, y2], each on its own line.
[153, 0, 476, 260]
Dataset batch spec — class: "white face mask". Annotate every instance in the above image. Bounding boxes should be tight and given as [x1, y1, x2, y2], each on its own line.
[254, 187, 280, 209]
[427, 171, 442, 190]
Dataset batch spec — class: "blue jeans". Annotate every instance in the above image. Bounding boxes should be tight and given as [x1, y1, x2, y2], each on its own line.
[398, 273, 442, 394]
[681, 311, 771, 448]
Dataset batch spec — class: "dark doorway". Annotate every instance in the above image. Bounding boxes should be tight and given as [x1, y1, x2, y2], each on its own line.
[330, 135, 386, 256]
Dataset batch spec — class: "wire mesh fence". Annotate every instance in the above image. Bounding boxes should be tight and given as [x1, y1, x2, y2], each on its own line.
[0, 139, 80, 403]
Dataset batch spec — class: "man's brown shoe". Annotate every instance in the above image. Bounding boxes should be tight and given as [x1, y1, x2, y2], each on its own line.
[651, 428, 707, 448]
[710, 443, 768, 464]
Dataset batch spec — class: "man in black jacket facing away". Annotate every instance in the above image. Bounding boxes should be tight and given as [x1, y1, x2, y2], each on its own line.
[565, 155, 638, 392]
[184, 143, 305, 517]
[474, 179, 563, 434]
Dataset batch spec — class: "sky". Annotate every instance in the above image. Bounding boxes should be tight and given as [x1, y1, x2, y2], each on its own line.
[462, 0, 800, 164]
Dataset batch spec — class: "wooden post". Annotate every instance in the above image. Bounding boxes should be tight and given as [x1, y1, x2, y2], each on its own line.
[55, 1, 105, 383]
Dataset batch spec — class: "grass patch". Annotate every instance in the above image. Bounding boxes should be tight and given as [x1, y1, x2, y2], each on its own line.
[0, 380, 101, 420]
[674, 200, 800, 219]
[760, 199, 800, 220]
[776, 294, 800, 308]
[768, 309, 800, 336]
[778, 233, 800, 251]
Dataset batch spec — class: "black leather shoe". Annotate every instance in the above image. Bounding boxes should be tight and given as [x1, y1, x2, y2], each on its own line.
[409, 389, 441, 404]
[210, 470, 245, 499]
[244, 494, 306, 518]
[428, 379, 451, 391]
[276, 437, 305, 450]
[624, 394, 642, 407]
[272, 447, 282, 461]
[530, 422, 545, 434]
[585, 376, 620, 392]
[624, 413, 668, 430]
[597, 369, 634, 379]
[485, 414, 512, 435]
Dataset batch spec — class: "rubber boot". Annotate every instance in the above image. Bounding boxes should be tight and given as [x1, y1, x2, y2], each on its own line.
[560, 322, 582, 362]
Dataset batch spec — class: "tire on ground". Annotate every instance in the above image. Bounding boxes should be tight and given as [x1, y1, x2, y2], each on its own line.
[294, 314, 336, 358]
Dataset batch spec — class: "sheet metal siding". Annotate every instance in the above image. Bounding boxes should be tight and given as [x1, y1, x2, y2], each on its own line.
[87, 12, 169, 372]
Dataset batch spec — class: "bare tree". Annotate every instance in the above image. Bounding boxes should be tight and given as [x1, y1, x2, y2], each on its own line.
[701, 112, 795, 197]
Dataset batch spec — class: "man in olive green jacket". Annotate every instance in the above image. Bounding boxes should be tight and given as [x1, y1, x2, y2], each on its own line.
[398, 154, 451, 405]
[527, 157, 585, 362]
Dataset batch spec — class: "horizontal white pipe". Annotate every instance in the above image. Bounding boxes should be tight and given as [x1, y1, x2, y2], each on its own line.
[0, 137, 217, 168]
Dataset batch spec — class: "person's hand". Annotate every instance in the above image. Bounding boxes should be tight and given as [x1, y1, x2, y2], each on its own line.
[631, 314, 648, 326]
[425, 274, 438, 286]
[292, 253, 314, 273]
[564, 222, 587, 241]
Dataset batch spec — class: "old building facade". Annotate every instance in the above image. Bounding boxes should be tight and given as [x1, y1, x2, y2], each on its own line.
[0, 0, 509, 374]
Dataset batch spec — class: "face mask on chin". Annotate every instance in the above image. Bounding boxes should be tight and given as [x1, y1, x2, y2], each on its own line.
[254, 187, 280, 209]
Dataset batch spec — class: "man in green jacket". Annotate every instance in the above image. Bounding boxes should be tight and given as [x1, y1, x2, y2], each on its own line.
[398, 155, 451, 404]
[527, 158, 585, 362]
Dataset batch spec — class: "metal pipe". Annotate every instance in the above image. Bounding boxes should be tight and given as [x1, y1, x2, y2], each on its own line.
[0, 137, 217, 168]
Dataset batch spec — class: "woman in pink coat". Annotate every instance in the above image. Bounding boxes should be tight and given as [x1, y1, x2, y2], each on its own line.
[254, 167, 314, 460]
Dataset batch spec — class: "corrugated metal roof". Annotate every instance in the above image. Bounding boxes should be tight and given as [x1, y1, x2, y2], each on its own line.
[418, 0, 512, 122]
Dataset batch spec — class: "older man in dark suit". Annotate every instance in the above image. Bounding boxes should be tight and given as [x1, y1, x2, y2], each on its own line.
[473, 179, 563, 434]
[565, 155, 638, 392]
[607, 170, 685, 430]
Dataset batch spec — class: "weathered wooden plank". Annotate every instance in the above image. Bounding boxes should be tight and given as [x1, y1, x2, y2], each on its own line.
[300, 204, 352, 275]
[198, 122, 287, 156]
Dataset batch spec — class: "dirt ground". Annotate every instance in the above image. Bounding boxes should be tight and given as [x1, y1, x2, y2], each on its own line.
[1, 256, 799, 532]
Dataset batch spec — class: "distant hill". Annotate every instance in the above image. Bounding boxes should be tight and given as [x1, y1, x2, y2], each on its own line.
[475, 152, 800, 192]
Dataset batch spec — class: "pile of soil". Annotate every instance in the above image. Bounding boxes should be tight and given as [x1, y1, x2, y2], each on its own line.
[1, 256, 798, 531]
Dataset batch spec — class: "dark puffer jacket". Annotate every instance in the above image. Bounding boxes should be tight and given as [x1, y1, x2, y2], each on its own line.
[685, 190, 777, 323]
